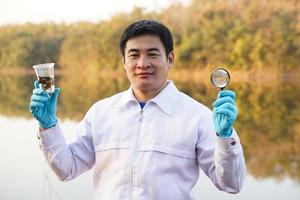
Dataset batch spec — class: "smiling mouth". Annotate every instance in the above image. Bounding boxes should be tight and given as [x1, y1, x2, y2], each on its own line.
[136, 72, 153, 77]
[135, 73, 153, 80]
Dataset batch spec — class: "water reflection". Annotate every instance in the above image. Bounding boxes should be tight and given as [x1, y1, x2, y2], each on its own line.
[1, 116, 299, 200]
[0, 71, 299, 183]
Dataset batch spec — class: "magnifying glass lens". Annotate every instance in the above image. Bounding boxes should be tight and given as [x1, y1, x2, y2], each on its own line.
[211, 68, 230, 89]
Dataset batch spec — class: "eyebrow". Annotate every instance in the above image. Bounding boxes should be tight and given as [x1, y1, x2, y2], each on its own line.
[147, 48, 161, 53]
[127, 49, 139, 55]
[127, 48, 161, 54]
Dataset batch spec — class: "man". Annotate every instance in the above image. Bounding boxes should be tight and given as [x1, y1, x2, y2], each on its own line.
[30, 20, 246, 199]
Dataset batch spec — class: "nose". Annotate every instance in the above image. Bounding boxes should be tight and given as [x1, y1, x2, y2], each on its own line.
[137, 55, 151, 69]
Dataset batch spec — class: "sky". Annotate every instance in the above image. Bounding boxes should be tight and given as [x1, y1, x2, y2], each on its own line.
[0, 0, 190, 25]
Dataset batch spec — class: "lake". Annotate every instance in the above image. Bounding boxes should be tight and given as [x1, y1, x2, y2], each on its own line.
[0, 71, 299, 199]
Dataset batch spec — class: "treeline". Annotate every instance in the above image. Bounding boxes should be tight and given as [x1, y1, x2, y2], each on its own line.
[0, 0, 299, 72]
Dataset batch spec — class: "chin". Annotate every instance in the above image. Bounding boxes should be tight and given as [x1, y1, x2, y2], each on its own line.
[135, 82, 155, 91]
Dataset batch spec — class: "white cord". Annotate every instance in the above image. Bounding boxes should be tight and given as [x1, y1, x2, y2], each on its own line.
[43, 160, 64, 200]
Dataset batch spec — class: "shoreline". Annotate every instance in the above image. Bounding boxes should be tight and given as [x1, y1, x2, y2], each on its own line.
[0, 67, 299, 83]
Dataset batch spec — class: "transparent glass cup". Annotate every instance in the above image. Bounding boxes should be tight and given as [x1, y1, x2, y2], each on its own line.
[32, 63, 55, 94]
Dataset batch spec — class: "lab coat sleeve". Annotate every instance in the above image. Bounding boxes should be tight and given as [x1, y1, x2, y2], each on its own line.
[37, 110, 95, 182]
[196, 110, 246, 193]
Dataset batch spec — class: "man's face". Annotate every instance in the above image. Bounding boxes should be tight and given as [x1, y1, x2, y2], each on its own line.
[123, 34, 174, 95]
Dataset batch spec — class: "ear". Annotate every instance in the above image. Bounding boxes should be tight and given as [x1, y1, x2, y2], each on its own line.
[122, 57, 126, 69]
[167, 51, 174, 67]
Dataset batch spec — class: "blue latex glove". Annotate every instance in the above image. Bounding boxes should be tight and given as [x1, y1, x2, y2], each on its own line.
[212, 90, 238, 137]
[29, 81, 60, 129]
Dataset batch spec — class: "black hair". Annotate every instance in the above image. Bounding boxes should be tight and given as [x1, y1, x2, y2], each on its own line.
[119, 19, 173, 58]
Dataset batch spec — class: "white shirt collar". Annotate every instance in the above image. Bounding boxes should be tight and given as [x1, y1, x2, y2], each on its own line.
[114, 80, 179, 115]
[150, 80, 179, 115]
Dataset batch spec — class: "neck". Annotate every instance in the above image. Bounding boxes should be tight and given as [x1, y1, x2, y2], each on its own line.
[133, 82, 168, 102]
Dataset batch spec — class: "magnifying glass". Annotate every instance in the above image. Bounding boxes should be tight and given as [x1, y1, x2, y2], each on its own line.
[210, 68, 230, 90]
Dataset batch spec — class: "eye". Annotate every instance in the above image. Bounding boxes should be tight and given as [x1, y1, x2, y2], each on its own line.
[128, 54, 138, 59]
[149, 53, 159, 57]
